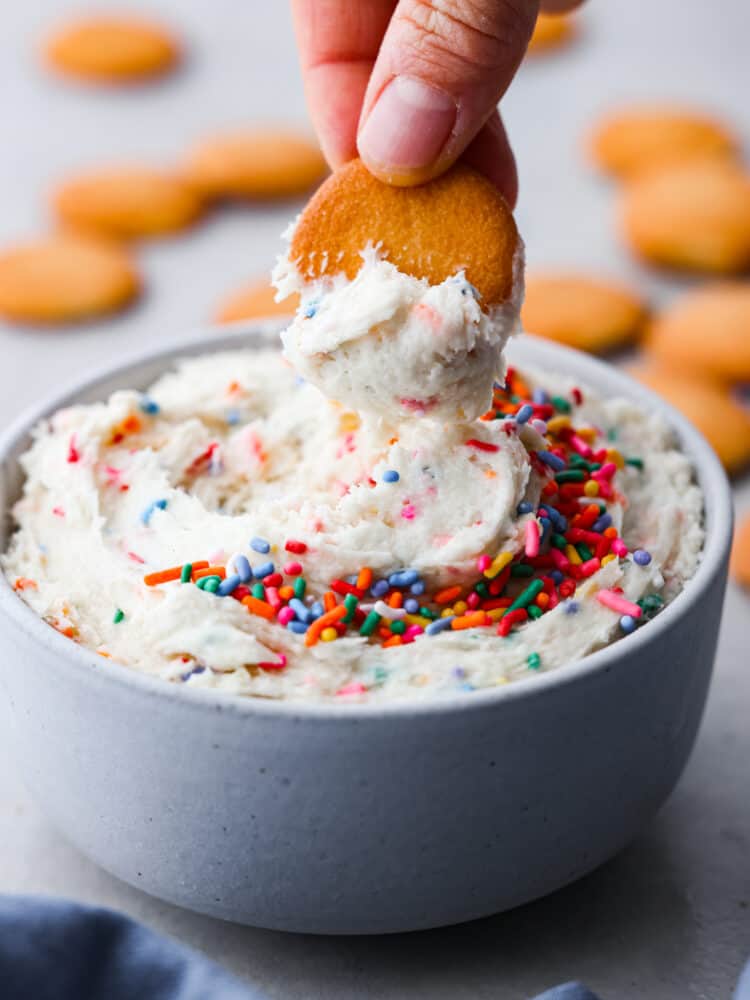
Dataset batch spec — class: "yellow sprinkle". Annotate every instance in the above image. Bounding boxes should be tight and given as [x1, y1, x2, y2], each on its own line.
[601, 553, 616, 566]
[453, 600, 468, 615]
[320, 627, 338, 642]
[484, 550, 513, 579]
[546, 415, 571, 434]
[441, 608, 454, 618]
[404, 614, 430, 627]
[493, 676, 510, 686]
[606, 447, 625, 469]
[578, 427, 597, 443]
[583, 480, 600, 497]
[487, 608, 506, 622]
[338, 412, 361, 433]
[566, 544, 582, 565]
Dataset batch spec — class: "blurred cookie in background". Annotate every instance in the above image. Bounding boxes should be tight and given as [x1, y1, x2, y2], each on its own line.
[214, 280, 299, 324]
[521, 272, 647, 353]
[53, 167, 204, 241]
[620, 158, 750, 275]
[0, 236, 140, 326]
[185, 129, 328, 201]
[645, 282, 750, 383]
[588, 105, 738, 180]
[527, 13, 576, 55]
[730, 514, 750, 588]
[629, 362, 750, 474]
[44, 15, 181, 85]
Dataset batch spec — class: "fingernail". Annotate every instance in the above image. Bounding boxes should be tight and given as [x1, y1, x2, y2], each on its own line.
[358, 76, 457, 172]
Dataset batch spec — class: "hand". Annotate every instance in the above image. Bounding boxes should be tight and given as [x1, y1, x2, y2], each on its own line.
[291, 0, 585, 206]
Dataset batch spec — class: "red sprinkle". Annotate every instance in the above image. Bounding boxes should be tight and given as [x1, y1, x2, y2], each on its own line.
[465, 439, 500, 453]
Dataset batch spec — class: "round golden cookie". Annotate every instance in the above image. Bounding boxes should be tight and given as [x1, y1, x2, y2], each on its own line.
[521, 272, 647, 353]
[215, 281, 299, 324]
[620, 159, 750, 275]
[288, 159, 519, 306]
[186, 129, 327, 200]
[589, 106, 737, 180]
[645, 282, 750, 382]
[629, 363, 750, 474]
[0, 236, 140, 325]
[53, 168, 204, 241]
[527, 13, 575, 54]
[730, 513, 750, 588]
[44, 17, 180, 84]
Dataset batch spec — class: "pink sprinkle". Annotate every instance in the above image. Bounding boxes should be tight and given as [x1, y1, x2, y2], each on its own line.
[579, 558, 601, 578]
[476, 554, 492, 572]
[596, 589, 642, 618]
[265, 587, 282, 610]
[525, 519, 540, 558]
[550, 547, 571, 572]
[404, 625, 424, 640]
[258, 654, 287, 672]
[52, 506, 65, 517]
[336, 682, 367, 697]
[569, 434, 594, 459]
[611, 538, 628, 557]
[127, 551, 145, 564]
[208, 549, 225, 565]
[277, 607, 295, 626]
[401, 504, 416, 520]
[67, 436, 80, 463]
[412, 302, 442, 331]
[466, 592, 480, 609]
[399, 397, 436, 413]
[283, 561, 303, 576]
[593, 462, 617, 481]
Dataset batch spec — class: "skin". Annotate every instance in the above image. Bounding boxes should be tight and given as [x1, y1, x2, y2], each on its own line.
[291, 0, 586, 206]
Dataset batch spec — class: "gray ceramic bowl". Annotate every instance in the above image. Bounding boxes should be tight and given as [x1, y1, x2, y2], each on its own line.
[0, 325, 732, 935]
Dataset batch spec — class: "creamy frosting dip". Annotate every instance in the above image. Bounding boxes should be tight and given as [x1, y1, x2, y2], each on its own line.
[3, 347, 703, 702]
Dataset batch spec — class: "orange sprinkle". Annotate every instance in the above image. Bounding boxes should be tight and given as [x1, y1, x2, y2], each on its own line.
[119, 414, 141, 435]
[356, 567, 373, 591]
[388, 590, 403, 608]
[13, 577, 37, 591]
[604, 526, 618, 538]
[193, 565, 226, 581]
[305, 604, 347, 646]
[378, 626, 392, 639]
[484, 469, 497, 479]
[435, 585, 462, 605]
[242, 596, 275, 620]
[451, 611, 489, 630]
[143, 560, 208, 587]
[382, 635, 403, 648]
[536, 592, 550, 609]
[323, 591, 337, 612]
[278, 585, 295, 601]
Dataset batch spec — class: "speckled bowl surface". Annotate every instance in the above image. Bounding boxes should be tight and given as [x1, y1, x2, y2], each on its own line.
[0, 324, 732, 934]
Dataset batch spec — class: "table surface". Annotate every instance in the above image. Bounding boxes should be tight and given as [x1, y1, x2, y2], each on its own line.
[1, 2, 749, 998]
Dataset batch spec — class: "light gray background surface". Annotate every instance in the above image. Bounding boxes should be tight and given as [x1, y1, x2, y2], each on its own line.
[1, 2, 748, 998]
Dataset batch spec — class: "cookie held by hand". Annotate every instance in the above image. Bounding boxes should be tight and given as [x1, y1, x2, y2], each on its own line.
[288, 159, 520, 306]
[215, 281, 299, 324]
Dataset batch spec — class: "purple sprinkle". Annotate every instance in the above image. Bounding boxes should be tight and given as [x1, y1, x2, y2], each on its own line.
[404, 598, 420, 614]
[633, 549, 652, 566]
[564, 601, 580, 615]
[371, 579, 389, 598]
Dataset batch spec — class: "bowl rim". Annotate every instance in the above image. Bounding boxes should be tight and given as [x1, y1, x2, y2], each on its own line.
[0, 321, 734, 721]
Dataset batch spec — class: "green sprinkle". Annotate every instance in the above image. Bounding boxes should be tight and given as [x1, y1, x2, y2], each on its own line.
[626, 456, 644, 469]
[389, 620, 406, 635]
[180, 563, 192, 584]
[419, 606, 437, 620]
[551, 532, 567, 549]
[607, 428, 618, 441]
[475, 581, 489, 598]
[372, 666, 389, 685]
[203, 577, 221, 594]
[569, 453, 587, 467]
[643, 594, 664, 612]
[527, 605, 543, 620]
[551, 395, 571, 413]
[509, 394, 520, 403]
[527, 652, 542, 669]
[251, 583, 265, 599]
[507, 578, 544, 612]
[555, 470, 585, 484]
[577, 543, 593, 561]
[359, 611, 381, 637]
[113, 608, 125, 624]
[510, 563, 534, 577]
[342, 592, 358, 623]
[293, 576, 307, 599]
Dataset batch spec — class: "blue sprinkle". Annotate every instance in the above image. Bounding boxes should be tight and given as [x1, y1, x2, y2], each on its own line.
[515, 403, 534, 424]
[426, 616, 455, 635]
[289, 597, 312, 623]
[303, 301, 318, 319]
[592, 514, 613, 533]
[564, 601, 580, 615]
[253, 561, 274, 579]
[404, 598, 420, 614]
[550, 570, 564, 585]
[250, 536, 270, 554]
[537, 450, 567, 472]
[409, 580, 426, 596]
[532, 388, 549, 405]
[141, 498, 167, 525]
[539, 517, 552, 546]
[139, 396, 160, 415]
[453, 666, 466, 678]
[541, 505, 566, 532]
[460, 682, 476, 691]
[310, 601, 324, 619]
[516, 501, 534, 515]
[620, 615, 637, 634]
[382, 470, 400, 483]
[226, 409, 241, 426]
[217, 574, 241, 597]
[388, 569, 418, 588]
[371, 579, 389, 598]
[233, 554, 252, 583]
[633, 549, 652, 566]
[287, 620, 309, 634]
[294, 375, 306, 386]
